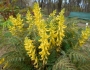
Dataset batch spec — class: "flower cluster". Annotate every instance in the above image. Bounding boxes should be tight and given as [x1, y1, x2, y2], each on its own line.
[49, 10, 56, 17]
[39, 33, 50, 64]
[49, 10, 57, 47]
[26, 10, 32, 22]
[79, 27, 90, 46]
[26, 10, 33, 30]
[8, 14, 23, 36]
[8, 3, 67, 68]
[49, 22, 57, 46]
[33, 3, 42, 29]
[0, 58, 4, 64]
[33, 3, 50, 65]
[24, 37, 38, 68]
[38, 23, 50, 64]
[56, 9, 66, 46]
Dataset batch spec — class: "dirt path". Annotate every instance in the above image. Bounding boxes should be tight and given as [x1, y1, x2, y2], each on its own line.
[77, 23, 90, 27]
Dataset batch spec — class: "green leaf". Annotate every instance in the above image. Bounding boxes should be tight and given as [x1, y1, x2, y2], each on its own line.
[3, 19, 13, 29]
[68, 49, 89, 63]
[52, 56, 77, 70]
[4, 32, 12, 37]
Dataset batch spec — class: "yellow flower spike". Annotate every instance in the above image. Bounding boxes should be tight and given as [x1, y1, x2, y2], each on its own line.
[52, 9, 66, 51]
[33, 3, 42, 29]
[56, 9, 66, 47]
[26, 10, 33, 30]
[0, 58, 4, 64]
[49, 10, 56, 17]
[24, 37, 38, 68]
[39, 38, 50, 64]
[34, 57, 38, 68]
[32, 3, 50, 65]
[17, 14, 22, 20]
[79, 27, 90, 46]
[49, 22, 57, 46]
[8, 14, 23, 36]
[26, 10, 32, 21]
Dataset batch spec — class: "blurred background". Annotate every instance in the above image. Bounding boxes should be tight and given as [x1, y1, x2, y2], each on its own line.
[0, 0, 90, 16]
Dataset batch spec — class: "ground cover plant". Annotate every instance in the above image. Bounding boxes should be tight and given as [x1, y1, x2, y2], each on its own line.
[0, 3, 90, 70]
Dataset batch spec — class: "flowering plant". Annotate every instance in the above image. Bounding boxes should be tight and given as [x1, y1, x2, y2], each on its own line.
[0, 3, 90, 70]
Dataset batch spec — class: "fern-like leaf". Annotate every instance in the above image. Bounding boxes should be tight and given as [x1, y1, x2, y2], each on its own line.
[77, 63, 90, 70]
[52, 56, 77, 70]
[68, 49, 90, 63]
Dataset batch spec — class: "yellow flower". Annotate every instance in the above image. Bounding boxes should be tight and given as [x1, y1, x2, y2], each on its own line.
[24, 37, 38, 68]
[49, 10, 56, 17]
[55, 9, 66, 50]
[33, 3, 42, 29]
[39, 39, 50, 64]
[8, 14, 23, 36]
[32, 3, 50, 64]
[49, 21, 57, 46]
[26, 10, 32, 21]
[33, 3, 42, 19]
[0, 58, 4, 64]
[79, 27, 90, 46]
[38, 29, 50, 64]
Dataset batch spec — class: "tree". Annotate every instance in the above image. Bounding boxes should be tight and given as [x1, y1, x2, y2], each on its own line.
[58, 0, 62, 12]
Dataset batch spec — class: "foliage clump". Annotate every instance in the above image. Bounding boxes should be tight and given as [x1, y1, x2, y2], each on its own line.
[0, 3, 90, 70]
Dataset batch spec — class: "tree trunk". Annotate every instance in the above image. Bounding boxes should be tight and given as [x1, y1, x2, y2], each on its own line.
[58, 0, 62, 12]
